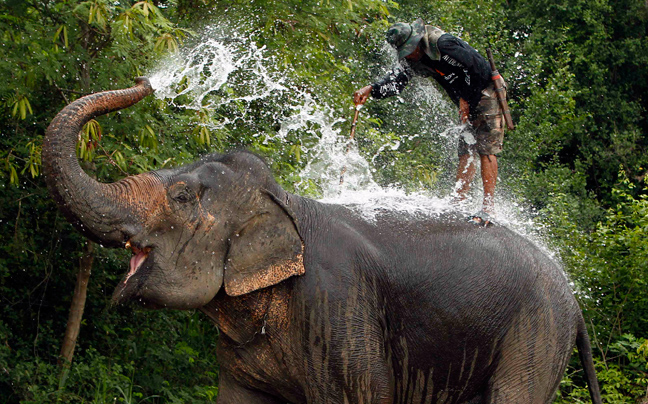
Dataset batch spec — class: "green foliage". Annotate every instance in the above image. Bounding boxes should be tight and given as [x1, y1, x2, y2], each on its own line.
[549, 174, 648, 402]
[556, 335, 648, 403]
[0, 179, 219, 402]
[2, 312, 219, 403]
[0, 1, 220, 402]
[506, 0, 648, 202]
[568, 174, 648, 340]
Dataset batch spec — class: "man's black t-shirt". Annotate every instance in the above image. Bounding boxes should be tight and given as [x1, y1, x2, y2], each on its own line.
[371, 33, 491, 109]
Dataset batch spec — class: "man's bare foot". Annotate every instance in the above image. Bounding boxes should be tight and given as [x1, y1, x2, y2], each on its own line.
[467, 210, 494, 227]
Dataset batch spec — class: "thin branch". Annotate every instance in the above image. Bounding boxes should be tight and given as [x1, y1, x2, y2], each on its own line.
[53, 83, 70, 105]
[589, 316, 607, 370]
[95, 142, 130, 176]
[13, 199, 22, 242]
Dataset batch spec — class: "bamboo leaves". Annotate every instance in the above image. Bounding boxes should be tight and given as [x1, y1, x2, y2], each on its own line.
[138, 124, 158, 151]
[77, 119, 102, 162]
[23, 141, 41, 179]
[132, 1, 158, 18]
[0, 0, 190, 186]
[115, 9, 136, 37]
[192, 109, 219, 148]
[75, 0, 111, 31]
[3, 141, 40, 186]
[154, 32, 179, 53]
[53, 25, 69, 51]
[4, 153, 19, 185]
[7, 94, 33, 120]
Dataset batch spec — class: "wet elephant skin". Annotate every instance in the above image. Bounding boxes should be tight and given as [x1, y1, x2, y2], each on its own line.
[201, 194, 595, 403]
[42, 79, 602, 404]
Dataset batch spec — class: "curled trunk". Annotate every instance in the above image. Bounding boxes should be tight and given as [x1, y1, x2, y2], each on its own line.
[43, 77, 158, 247]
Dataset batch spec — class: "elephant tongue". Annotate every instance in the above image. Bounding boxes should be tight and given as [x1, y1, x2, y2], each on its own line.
[124, 250, 148, 284]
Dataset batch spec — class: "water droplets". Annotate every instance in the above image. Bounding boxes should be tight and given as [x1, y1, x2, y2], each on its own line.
[142, 23, 553, 260]
[148, 26, 286, 112]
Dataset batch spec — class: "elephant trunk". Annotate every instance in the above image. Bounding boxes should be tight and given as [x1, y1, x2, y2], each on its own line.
[43, 77, 160, 247]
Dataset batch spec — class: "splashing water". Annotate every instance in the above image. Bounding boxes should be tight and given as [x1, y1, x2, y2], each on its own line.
[149, 28, 287, 110]
[146, 25, 553, 256]
[150, 38, 237, 109]
[147, 25, 381, 200]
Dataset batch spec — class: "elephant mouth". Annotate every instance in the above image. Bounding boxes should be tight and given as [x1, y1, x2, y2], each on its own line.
[111, 242, 154, 306]
[124, 241, 151, 285]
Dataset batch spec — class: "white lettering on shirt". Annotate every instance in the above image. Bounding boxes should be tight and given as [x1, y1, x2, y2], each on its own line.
[379, 82, 400, 96]
[442, 54, 464, 68]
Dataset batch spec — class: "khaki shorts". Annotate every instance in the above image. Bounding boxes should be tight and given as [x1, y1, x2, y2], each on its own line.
[458, 82, 506, 156]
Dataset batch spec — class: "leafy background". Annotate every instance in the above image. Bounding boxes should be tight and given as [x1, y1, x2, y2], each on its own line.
[1, 0, 647, 402]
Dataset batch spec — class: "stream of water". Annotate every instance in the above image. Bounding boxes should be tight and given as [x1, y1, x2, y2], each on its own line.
[147, 25, 551, 256]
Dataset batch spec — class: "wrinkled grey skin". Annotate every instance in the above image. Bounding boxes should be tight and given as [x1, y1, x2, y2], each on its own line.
[43, 78, 602, 404]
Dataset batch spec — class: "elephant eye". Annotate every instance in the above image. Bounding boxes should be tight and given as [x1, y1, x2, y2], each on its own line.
[170, 185, 194, 204]
[174, 190, 192, 203]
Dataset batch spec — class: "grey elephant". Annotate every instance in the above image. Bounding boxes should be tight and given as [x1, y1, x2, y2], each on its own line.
[42, 78, 602, 403]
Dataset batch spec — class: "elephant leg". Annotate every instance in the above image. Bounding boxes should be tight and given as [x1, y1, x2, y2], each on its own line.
[482, 308, 576, 404]
[216, 372, 285, 404]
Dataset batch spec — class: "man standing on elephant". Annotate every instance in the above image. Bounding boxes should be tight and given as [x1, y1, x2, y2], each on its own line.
[353, 18, 508, 226]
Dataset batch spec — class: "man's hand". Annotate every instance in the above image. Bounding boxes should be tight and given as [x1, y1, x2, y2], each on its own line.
[353, 85, 373, 106]
[459, 98, 470, 124]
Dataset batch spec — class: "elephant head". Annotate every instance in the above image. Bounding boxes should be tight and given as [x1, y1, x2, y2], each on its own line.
[43, 78, 304, 309]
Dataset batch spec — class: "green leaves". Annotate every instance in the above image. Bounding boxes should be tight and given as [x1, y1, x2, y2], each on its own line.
[6, 94, 33, 120]
[558, 334, 648, 403]
[132, 1, 158, 18]
[0, 0, 191, 187]
[2, 139, 41, 186]
[22, 140, 41, 179]
[154, 32, 179, 53]
[53, 25, 69, 50]
[77, 119, 102, 162]
[75, 0, 112, 31]
[4, 157, 19, 185]
[138, 124, 158, 151]
[552, 172, 648, 401]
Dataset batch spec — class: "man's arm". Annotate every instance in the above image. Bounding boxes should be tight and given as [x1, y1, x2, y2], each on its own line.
[370, 65, 412, 99]
[353, 65, 413, 106]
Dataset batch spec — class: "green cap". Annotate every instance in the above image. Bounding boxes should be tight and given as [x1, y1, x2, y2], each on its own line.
[385, 18, 425, 60]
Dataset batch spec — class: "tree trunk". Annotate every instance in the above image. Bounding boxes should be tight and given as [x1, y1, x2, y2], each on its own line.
[58, 241, 94, 367]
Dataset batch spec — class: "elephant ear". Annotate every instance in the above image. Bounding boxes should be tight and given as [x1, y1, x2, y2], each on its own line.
[224, 191, 304, 296]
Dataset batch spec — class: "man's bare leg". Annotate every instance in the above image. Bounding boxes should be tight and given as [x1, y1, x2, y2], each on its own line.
[480, 154, 498, 215]
[454, 153, 477, 201]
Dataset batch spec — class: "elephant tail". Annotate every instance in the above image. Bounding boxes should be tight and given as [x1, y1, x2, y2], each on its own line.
[576, 315, 603, 404]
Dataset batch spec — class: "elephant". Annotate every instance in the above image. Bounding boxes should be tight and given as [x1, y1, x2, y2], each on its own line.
[42, 77, 602, 404]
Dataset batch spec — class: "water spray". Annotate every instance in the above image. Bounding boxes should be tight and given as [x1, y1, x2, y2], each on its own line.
[339, 105, 361, 185]
[143, 25, 552, 255]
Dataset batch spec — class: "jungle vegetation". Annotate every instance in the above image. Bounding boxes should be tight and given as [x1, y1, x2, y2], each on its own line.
[1, 0, 647, 402]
